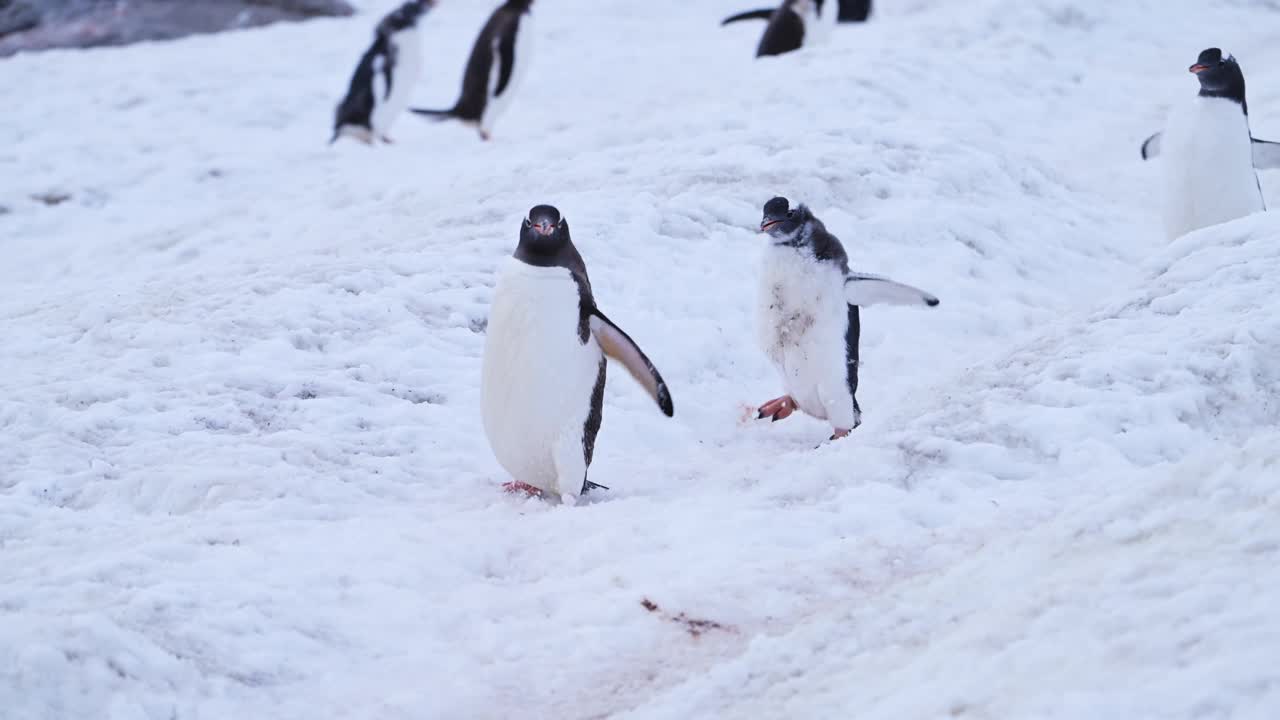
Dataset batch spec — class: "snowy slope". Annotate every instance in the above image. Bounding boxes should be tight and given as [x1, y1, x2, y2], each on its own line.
[2, 0, 1279, 718]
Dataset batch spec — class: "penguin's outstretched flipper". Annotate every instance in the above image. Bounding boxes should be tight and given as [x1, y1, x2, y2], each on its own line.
[721, 8, 774, 25]
[844, 272, 939, 308]
[589, 311, 674, 417]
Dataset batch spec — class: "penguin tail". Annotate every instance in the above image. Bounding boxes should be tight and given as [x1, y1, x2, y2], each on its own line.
[721, 8, 774, 25]
[410, 106, 458, 121]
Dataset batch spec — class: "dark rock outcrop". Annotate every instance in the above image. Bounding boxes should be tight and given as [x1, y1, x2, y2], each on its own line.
[0, 1, 41, 39]
[0, 0, 355, 57]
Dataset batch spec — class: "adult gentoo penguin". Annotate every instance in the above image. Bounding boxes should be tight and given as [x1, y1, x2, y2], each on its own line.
[755, 197, 938, 441]
[481, 205, 674, 502]
[1136, 48, 1279, 239]
[411, 0, 532, 141]
[721, 0, 830, 57]
[332, 0, 434, 145]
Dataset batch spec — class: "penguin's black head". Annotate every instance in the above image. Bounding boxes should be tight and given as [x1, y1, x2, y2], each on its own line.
[380, 0, 433, 33]
[1190, 48, 1246, 107]
[519, 204, 569, 254]
[760, 196, 806, 241]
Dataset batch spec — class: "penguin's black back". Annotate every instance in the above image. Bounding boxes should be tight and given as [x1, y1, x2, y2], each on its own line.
[582, 358, 606, 474]
[844, 306, 862, 416]
[757, 5, 805, 57]
[453, 2, 527, 120]
[805, 216, 860, 412]
[334, 35, 390, 133]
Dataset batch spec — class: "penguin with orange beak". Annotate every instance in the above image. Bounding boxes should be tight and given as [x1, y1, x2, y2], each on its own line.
[1138, 48, 1280, 239]
[754, 197, 939, 442]
[480, 205, 674, 502]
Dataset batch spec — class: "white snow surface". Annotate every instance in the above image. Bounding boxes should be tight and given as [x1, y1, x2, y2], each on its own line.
[2, 0, 1280, 717]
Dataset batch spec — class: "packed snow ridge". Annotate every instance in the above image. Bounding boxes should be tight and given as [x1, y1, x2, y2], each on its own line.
[1, 0, 1278, 718]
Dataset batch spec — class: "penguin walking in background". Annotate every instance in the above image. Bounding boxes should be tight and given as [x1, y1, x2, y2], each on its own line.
[722, 0, 828, 57]
[755, 197, 938, 441]
[411, 0, 533, 140]
[332, 0, 435, 145]
[723, 0, 870, 26]
[481, 205, 674, 502]
[1137, 48, 1280, 239]
[721, 0, 870, 57]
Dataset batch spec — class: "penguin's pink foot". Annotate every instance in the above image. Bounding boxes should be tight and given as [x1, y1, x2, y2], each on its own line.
[380, 135, 395, 144]
[757, 395, 797, 422]
[478, 129, 492, 141]
[502, 481, 542, 496]
[829, 428, 852, 441]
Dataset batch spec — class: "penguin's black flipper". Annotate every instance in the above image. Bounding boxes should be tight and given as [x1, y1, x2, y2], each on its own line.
[377, 57, 395, 102]
[1140, 131, 1163, 160]
[493, 32, 517, 97]
[589, 310, 674, 417]
[410, 107, 457, 120]
[721, 8, 774, 25]
[1252, 138, 1280, 169]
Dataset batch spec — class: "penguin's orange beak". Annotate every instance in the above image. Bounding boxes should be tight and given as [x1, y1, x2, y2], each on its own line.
[760, 219, 782, 232]
[533, 221, 554, 235]
[1189, 63, 1210, 74]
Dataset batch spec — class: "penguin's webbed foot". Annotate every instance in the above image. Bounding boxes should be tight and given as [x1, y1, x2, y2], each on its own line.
[502, 481, 543, 497]
[757, 395, 797, 422]
[478, 128, 492, 141]
[380, 134, 395, 144]
[829, 428, 852, 441]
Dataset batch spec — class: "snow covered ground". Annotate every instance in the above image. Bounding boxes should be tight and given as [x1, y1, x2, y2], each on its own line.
[2, 0, 1279, 717]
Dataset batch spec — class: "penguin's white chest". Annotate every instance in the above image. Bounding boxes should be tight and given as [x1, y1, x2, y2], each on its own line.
[481, 259, 601, 489]
[372, 27, 422, 135]
[1161, 97, 1264, 239]
[756, 246, 851, 421]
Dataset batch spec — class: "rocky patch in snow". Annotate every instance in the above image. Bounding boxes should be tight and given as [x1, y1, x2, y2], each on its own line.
[0, 0, 353, 57]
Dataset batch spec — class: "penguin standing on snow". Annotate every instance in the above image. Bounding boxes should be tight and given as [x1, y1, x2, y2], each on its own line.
[755, 197, 938, 441]
[481, 205, 674, 502]
[722, 0, 830, 57]
[721, 0, 870, 56]
[411, 0, 533, 141]
[723, 0, 870, 26]
[1137, 48, 1280, 239]
[332, 0, 435, 145]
